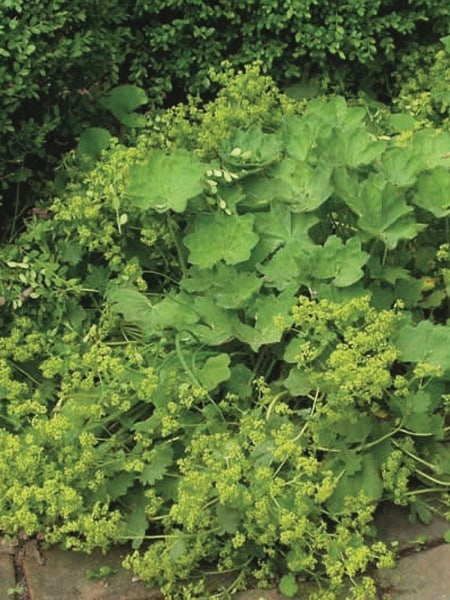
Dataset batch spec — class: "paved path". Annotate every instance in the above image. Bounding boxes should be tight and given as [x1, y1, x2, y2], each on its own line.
[1, 505, 449, 599]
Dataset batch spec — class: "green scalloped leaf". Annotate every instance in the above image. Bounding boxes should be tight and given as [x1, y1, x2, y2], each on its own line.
[214, 267, 262, 309]
[411, 129, 450, 170]
[381, 147, 424, 187]
[100, 84, 148, 127]
[413, 167, 450, 218]
[197, 353, 231, 391]
[184, 213, 259, 268]
[124, 489, 147, 549]
[312, 236, 369, 287]
[326, 453, 383, 514]
[253, 203, 318, 260]
[258, 241, 312, 290]
[393, 320, 450, 372]
[279, 574, 299, 597]
[216, 505, 241, 534]
[190, 297, 238, 346]
[235, 286, 296, 351]
[149, 293, 200, 331]
[182, 265, 262, 310]
[345, 174, 424, 249]
[272, 158, 333, 212]
[324, 127, 386, 168]
[127, 149, 206, 213]
[283, 368, 312, 395]
[282, 115, 315, 161]
[141, 444, 174, 485]
[77, 127, 111, 159]
[389, 112, 416, 132]
[106, 284, 153, 331]
[221, 127, 282, 166]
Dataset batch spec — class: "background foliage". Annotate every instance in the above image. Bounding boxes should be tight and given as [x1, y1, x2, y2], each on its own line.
[394, 36, 450, 128]
[1, 0, 449, 238]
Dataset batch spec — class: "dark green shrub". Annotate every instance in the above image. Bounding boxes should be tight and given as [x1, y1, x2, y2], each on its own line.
[1, 0, 449, 239]
[128, 0, 449, 94]
[0, 0, 145, 239]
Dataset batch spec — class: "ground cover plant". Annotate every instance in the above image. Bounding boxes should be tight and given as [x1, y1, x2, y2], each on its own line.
[1, 0, 449, 241]
[0, 69, 450, 599]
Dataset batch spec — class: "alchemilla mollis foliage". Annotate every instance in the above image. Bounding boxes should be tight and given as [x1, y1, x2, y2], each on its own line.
[0, 67, 450, 599]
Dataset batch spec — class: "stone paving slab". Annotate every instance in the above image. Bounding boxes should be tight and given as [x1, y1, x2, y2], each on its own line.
[235, 582, 321, 599]
[6, 504, 450, 600]
[22, 547, 160, 600]
[235, 589, 287, 599]
[374, 503, 450, 552]
[15, 542, 450, 600]
[0, 554, 16, 600]
[377, 543, 450, 599]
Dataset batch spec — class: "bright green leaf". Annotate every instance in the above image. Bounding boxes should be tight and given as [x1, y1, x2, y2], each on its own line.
[197, 353, 231, 390]
[215, 270, 261, 309]
[182, 264, 262, 309]
[283, 115, 315, 161]
[284, 368, 312, 395]
[327, 454, 383, 514]
[258, 241, 313, 290]
[127, 149, 206, 213]
[169, 535, 187, 561]
[77, 127, 111, 159]
[404, 413, 444, 436]
[315, 281, 370, 303]
[221, 127, 282, 166]
[413, 167, 450, 218]
[253, 203, 317, 260]
[216, 505, 241, 534]
[236, 287, 296, 350]
[333, 167, 360, 206]
[389, 113, 416, 132]
[312, 236, 369, 287]
[107, 284, 153, 332]
[225, 364, 253, 398]
[141, 444, 174, 485]
[346, 174, 424, 249]
[106, 472, 135, 501]
[395, 278, 423, 308]
[190, 297, 238, 346]
[305, 96, 353, 133]
[394, 320, 450, 372]
[60, 241, 83, 266]
[184, 213, 259, 268]
[324, 127, 386, 167]
[242, 174, 292, 209]
[381, 146, 424, 187]
[411, 130, 450, 170]
[279, 574, 299, 597]
[100, 84, 148, 127]
[124, 490, 148, 549]
[149, 293, 200, 331]
[272, 158, 333, 212]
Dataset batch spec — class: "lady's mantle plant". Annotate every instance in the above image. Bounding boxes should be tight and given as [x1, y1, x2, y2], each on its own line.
[0, 69, 449, 599]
